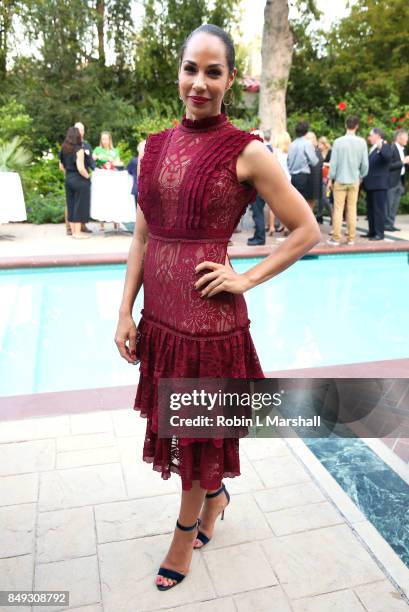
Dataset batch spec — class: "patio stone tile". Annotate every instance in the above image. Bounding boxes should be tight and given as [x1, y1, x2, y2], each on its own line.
[265, 500, 343, 536]
[65, 606, 102, 612]
[163, 597, 235, 612]
[0, 415, 70, 443]
[354, 579, 409, 611]
[110, 408, 147, 437]
[94, 494, 181, 543]
[0, 554, 33, 612]
[117, 436, 180, 497]
[56, 432, 116, 452]
[0, 472, 39, 506]
[38, 463, 127, 511]
[37, 507, 96, 562]
[234, 585, 293, 612]
[0, 439, 55, 476]
[34, 556, 100, 611]
[221, 453, 265, 494]
[191, 493, 273, 550]
[261, 524, 385, 599]
[203, 541, 278, 597]
[122, 461, 181, 498]
[56, 446, 119, 469]
[70, 412, 113, 435]
[352, 520, 409, 599]
[98, 534, 215, 612]
[291, 589, 365, 611]
[0, 503, 36, 557]
[254, 481, 325, 512]
[251, 454, 312, 488]
[115, 434, 145, 463]
[242, 437, 291, 461]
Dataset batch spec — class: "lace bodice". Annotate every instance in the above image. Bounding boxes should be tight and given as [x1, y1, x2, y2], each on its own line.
[137, 112, 263, 239]
[137, 113, 263, 336]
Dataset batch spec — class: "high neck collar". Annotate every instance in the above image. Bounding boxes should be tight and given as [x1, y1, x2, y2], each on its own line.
[180, 112, 228, 131]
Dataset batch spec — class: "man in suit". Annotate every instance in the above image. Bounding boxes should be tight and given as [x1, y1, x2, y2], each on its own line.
[362, 128, 392, 241]
[386, 128, 409, 231]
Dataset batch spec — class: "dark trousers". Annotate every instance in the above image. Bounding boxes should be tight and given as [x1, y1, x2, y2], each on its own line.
[65, 173, 90, 223]
[317, 181, 333, 219]
[250, 193, 266, 242]
[366, 189, 387, 238]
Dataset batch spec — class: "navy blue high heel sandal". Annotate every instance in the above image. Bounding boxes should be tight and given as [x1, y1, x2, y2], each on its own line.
[156, 518, 199, 591]
[194, 482, 230, 548]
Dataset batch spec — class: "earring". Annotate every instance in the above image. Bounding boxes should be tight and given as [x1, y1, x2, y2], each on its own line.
[223, 88, 234, 107]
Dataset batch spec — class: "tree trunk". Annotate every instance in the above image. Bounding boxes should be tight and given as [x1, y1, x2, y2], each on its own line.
[96, 0, 105, 67]
[0, 0, 16, 80]
[259, 0, 294, 139]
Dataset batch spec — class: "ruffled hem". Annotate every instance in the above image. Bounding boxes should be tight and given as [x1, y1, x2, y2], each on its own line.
[132, 314, 265, 491]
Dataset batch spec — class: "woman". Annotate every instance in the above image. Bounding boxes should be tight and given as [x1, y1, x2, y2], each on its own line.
[93, 131, 121, 169]
[93, 131, 122, 231]
[306, 131, 323, 214]
[317, 136, 333, 224]
[123, 140, 147, 234]
[268, 131, 291, 237]
[59, 126, 91, 240]
[115, 24, 320, 591]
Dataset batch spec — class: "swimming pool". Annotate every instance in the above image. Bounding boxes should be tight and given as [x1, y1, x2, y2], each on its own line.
[0, 251, 408, 396]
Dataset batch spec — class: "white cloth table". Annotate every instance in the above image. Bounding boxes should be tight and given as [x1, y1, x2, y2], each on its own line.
[90, 169, 136, 222]
[0, 171, 27, 223]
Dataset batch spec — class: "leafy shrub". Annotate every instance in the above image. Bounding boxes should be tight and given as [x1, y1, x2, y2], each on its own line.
[0, 99, 34, 146]
[25, 192, 66, 224]
[22, 153, 65, 197]
[0, 137, 32, 171]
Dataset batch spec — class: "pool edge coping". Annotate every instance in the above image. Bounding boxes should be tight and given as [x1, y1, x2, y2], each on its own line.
[1, 240, 409, 268]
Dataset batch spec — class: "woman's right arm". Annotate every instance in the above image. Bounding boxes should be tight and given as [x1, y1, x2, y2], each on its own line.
[115, 197, 149, 363]
[75, 149, 89, 179]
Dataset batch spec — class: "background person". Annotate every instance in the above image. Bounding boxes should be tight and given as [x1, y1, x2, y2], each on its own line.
[386, 128, 409, 231]
[93, 131, 122, 231]
[59, 126, 91, 239]
[123, 139, 147, 234]
[59, 121, 94, 235]
[327, 115, 369, 246]
[306, 131, 324, 218]
[247, 129, 273, 246]
[362, 127, 392, 241]
[287, 120, 319, 211]
[316, 136, 333, 224]
[270, 131, 291, 237]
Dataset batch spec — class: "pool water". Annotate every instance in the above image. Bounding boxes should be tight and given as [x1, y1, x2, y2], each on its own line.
[0, 252, 408, 396]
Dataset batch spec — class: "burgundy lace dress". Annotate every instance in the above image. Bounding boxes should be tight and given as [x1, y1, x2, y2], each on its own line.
[133, 111, 265, 491]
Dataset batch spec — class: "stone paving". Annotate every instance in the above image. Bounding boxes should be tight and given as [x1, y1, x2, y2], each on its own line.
[1, 213, 409, 258]
[0, 408, 408, 611]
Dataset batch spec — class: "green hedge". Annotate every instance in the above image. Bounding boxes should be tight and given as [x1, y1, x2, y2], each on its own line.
[25, 192, 66, 224]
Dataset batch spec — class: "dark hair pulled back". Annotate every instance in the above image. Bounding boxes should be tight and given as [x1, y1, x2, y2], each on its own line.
[178, 23, 236, 73]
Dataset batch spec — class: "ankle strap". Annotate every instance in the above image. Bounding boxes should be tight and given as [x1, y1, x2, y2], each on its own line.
[206, 483, 225, 498]
[176, 518, 198, 531]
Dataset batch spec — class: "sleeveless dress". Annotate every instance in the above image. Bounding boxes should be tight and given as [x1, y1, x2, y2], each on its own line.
[133, 111, 266, 491]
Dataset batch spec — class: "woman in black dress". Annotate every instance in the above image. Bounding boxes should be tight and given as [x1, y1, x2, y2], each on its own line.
[59, 127, 91, 239]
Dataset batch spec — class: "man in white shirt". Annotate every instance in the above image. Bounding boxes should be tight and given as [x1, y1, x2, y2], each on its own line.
[386, 129, 409, 231]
